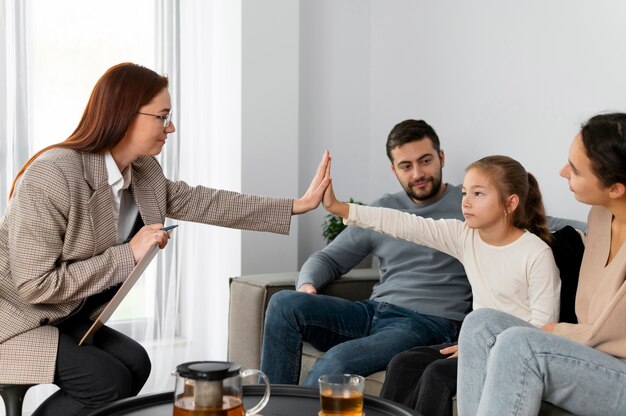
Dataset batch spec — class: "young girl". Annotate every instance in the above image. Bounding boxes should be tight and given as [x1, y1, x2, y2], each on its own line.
[323, 155, 561, 416]
[457, 114, 626, 416]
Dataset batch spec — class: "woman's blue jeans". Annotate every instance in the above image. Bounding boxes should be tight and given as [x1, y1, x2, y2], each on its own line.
[457, 308, 626, 416]
[260, 290, 459, 386]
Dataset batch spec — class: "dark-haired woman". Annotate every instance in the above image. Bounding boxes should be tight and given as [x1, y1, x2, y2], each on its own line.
[0, 62, 330, 415]
[457, 113, 626, 416]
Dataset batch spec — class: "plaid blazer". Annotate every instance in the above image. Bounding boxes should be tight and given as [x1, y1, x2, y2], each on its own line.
[0, 148, 293, 383]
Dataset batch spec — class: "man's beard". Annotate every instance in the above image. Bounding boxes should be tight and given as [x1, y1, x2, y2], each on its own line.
[404, 173, 443, 202]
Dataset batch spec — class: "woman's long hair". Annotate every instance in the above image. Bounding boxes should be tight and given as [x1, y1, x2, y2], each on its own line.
[467, 155, 552, 244]
[9, 62, 168, 199]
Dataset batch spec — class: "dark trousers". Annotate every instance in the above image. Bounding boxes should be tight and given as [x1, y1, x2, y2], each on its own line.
[380, 343, 458, 416]
[32, 314, 151, 416]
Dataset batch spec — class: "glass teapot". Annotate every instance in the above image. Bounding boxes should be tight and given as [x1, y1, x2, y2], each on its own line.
[172, 361, 270, 416]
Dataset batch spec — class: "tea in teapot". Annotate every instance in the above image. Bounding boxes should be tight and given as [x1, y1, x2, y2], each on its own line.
[172, 361, 270, 416]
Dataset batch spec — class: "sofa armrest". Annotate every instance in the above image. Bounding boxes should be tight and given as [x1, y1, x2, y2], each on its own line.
[227, 269, 379, 371]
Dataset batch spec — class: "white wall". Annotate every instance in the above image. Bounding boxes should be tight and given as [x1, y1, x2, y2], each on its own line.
[297, 0, 626, 265]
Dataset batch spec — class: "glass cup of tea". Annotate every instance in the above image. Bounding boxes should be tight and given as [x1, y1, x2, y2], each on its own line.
[318, 374, 365, 416]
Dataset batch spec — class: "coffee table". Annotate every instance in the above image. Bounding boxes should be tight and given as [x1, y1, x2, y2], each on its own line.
[87, 384, 420, 415]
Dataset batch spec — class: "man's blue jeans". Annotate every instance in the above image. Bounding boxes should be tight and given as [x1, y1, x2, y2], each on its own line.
[260, 290, 459, 386]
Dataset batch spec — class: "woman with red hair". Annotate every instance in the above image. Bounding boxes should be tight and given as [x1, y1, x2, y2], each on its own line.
[0, 62, 329, 415]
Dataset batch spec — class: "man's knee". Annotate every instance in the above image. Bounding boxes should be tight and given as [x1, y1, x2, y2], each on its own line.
[266, 290, 305, 318]
[309, 354, 352, 380]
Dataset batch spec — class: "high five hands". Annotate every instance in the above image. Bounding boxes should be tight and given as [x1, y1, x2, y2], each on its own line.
[297, 154, 350, 295]
[292, 150, 350, 219]
[292, 150, 333, 214]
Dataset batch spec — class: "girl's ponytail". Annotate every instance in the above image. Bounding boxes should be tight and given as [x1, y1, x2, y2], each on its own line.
[524, 173, 552, 245]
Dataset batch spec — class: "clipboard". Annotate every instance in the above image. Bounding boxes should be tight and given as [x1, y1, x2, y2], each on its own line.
[78, 242, 161, 346]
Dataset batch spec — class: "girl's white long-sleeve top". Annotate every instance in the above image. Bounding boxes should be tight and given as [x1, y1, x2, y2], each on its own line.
[347, 204, 560, 326]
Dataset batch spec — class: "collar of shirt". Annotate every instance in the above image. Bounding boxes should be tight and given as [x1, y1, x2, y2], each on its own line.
[104, 151, 132, 193]
[104, 151, 138, 244]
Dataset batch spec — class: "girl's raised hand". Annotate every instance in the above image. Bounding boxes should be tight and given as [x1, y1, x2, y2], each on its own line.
[322, 163, 350, 219]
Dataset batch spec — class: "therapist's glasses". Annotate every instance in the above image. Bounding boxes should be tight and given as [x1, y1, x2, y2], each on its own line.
[137, 111, 173, 128]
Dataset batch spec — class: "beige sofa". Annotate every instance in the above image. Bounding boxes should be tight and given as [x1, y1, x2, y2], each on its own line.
[227, 269, 386, 395]
[227, 269, 574, 415]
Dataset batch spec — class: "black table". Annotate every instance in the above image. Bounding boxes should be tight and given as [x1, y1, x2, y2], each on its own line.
[88, 384, 420, 416]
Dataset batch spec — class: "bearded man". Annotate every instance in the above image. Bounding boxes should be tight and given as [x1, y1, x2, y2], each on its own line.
[260, 120, 471, 385]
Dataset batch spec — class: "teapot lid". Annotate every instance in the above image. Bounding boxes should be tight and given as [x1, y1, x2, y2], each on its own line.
[176, 361, 241, 381]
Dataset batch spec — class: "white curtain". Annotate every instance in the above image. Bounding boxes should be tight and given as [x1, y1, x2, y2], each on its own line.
[0, 0, 31, 214]
[1, 0, 243, 412]
[1, 2, 58, 414]
[133, 0, 184, 393]
[174, 0, 243, 365]
[109, 0, 244, 395]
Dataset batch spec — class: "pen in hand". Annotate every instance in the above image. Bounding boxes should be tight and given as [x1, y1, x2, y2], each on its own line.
[161, 225, 178, 232]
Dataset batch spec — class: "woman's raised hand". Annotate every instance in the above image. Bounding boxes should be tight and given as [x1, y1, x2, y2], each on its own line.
[292, 150, 331, 214]
[129, 224, 172, 264]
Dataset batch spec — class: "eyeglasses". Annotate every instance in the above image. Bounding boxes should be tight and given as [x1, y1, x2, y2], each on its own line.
[137, 111, 173, 128]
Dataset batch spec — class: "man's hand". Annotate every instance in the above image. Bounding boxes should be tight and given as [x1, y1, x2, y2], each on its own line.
[440, 344, 459, 358]
[297, 283, 318, 294]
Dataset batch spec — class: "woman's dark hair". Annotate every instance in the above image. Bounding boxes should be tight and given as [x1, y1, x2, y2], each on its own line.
[580, 113, 626, 188]
[10, 62, 168, 199]
[386, 119, 441, 162]
[467, 155, 552, 244]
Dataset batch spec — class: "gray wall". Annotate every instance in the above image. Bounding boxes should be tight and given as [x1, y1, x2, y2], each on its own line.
[298, 1, 372, 267]
[241, 0, 300, 274]
[298, 0, 626, 266]
[239, 1, 626, 272]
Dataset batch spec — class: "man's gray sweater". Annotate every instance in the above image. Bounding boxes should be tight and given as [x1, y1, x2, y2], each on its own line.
[297, 184, 472, 322]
